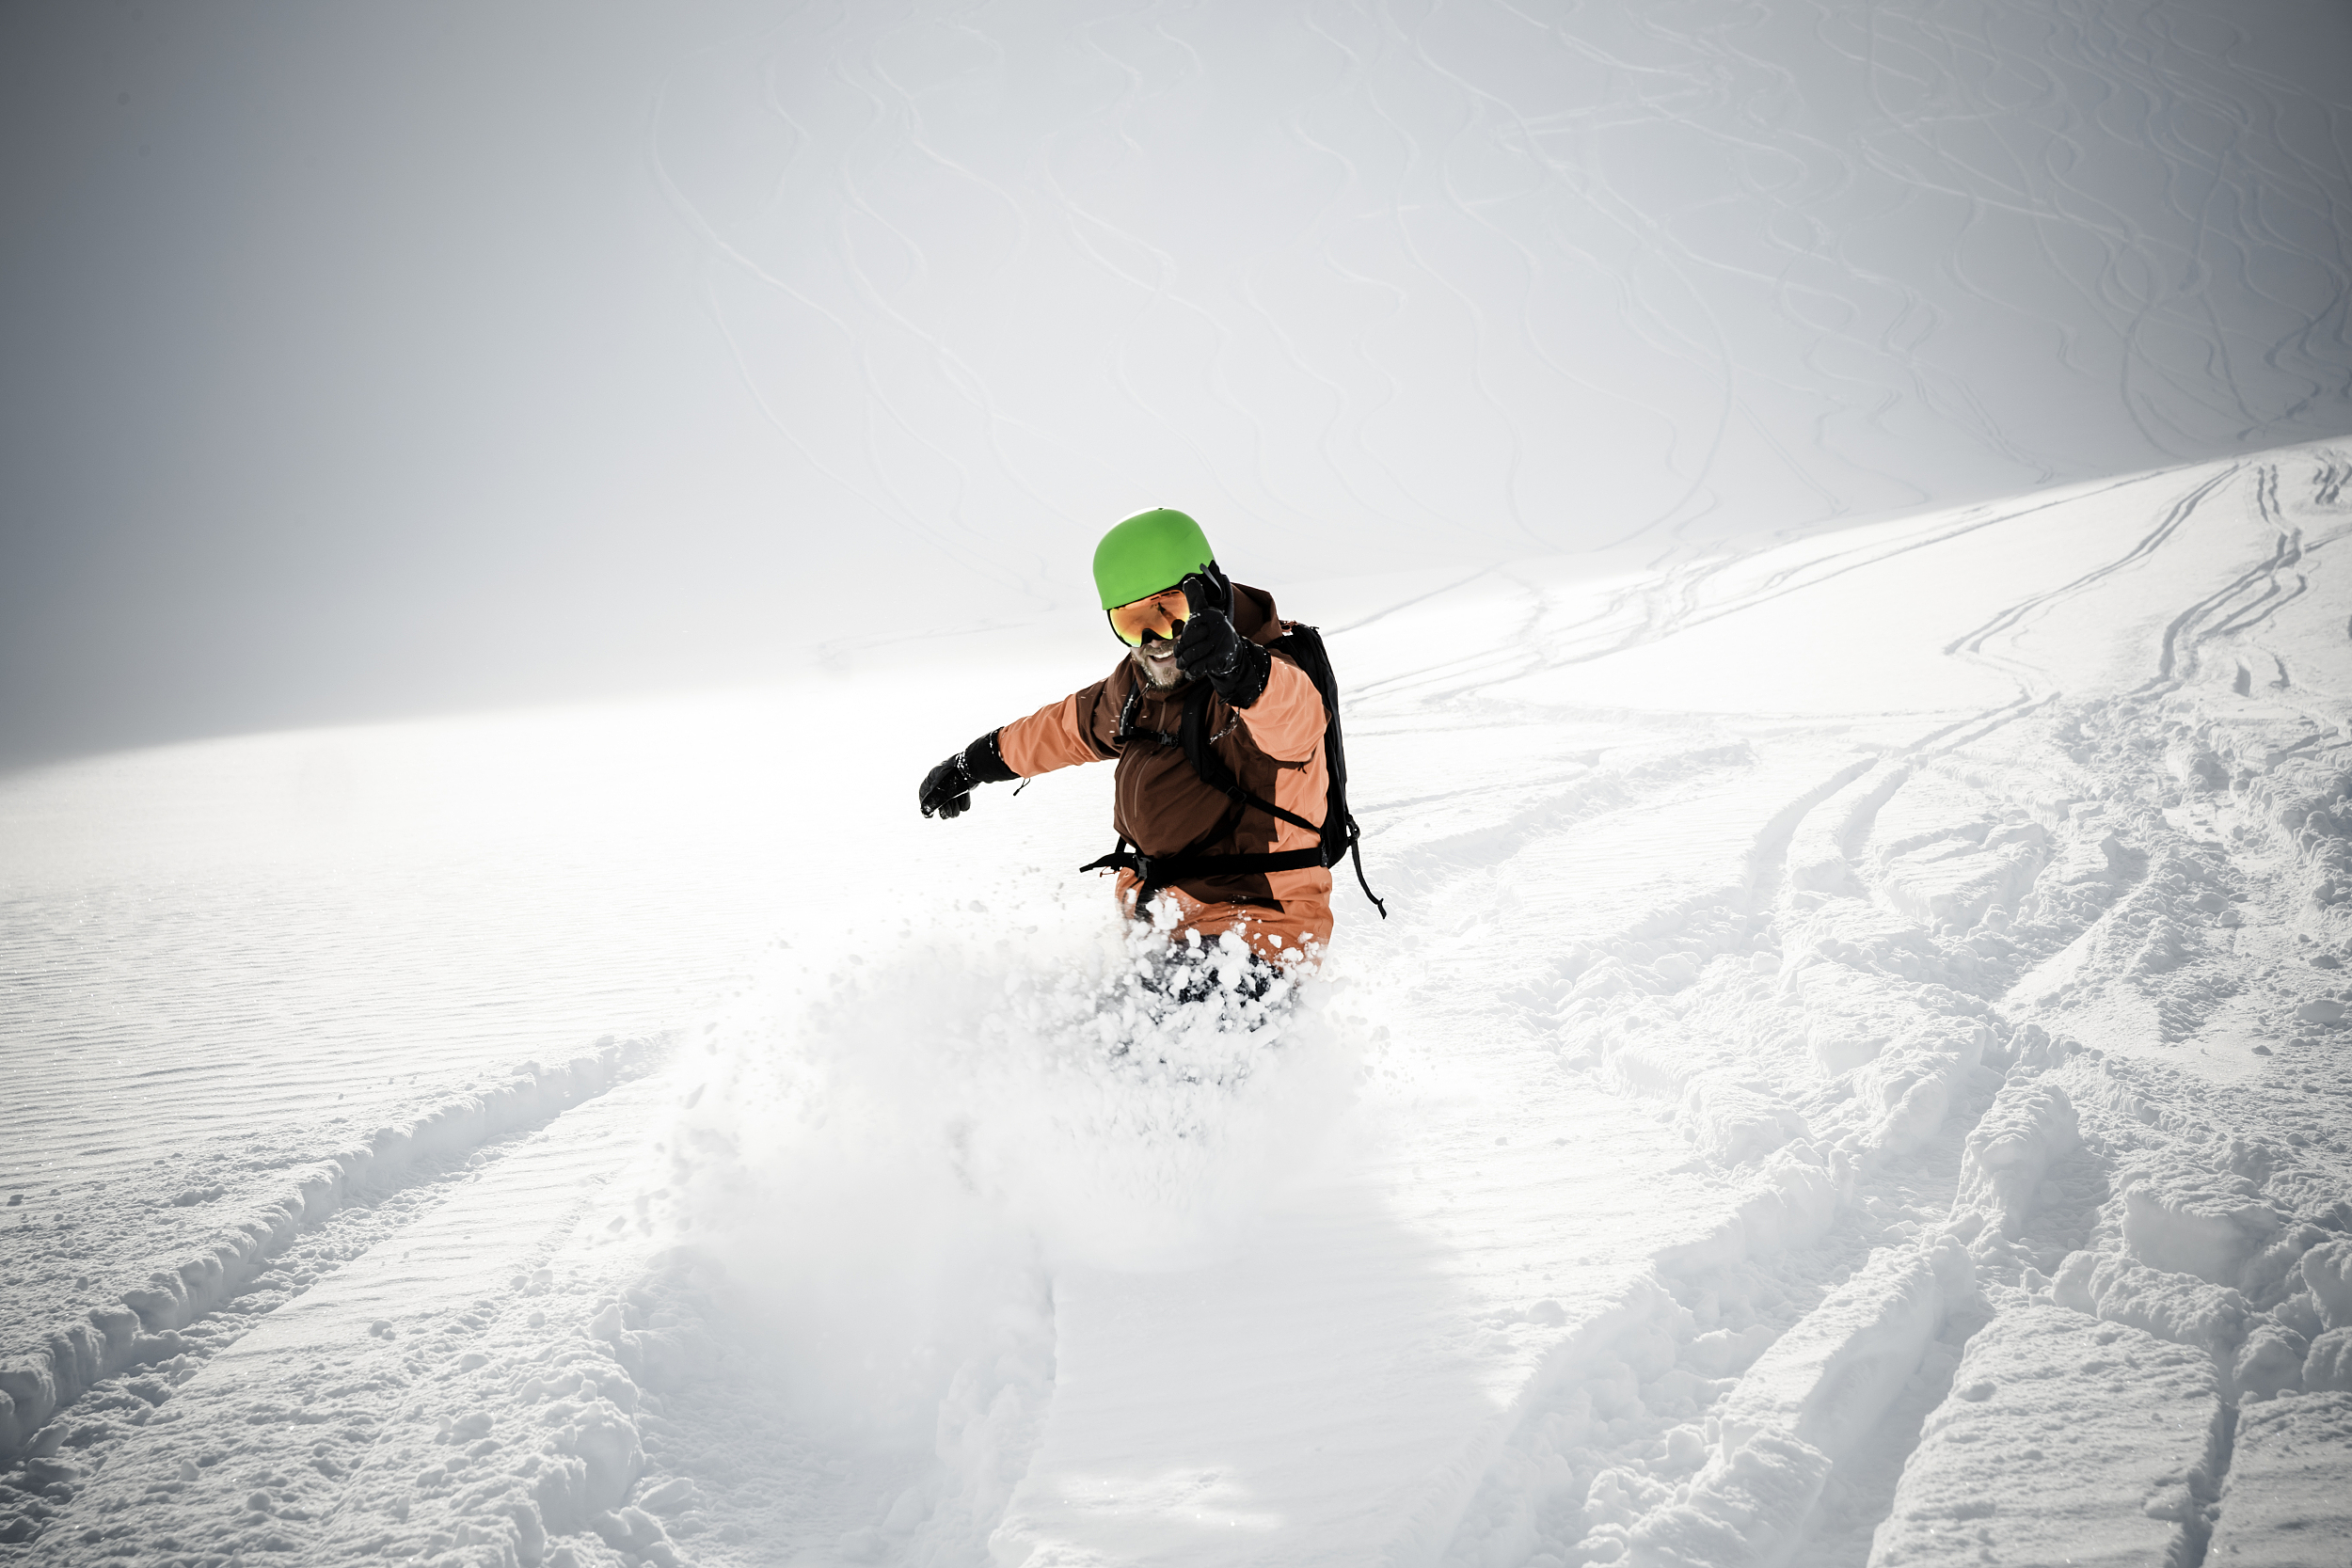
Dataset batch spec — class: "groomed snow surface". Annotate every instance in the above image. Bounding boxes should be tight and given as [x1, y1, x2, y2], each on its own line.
[4, 441, 2350, 1566]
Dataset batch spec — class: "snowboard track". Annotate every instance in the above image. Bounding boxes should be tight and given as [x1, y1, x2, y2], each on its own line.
[0, 1036, 670, 1543]
[1435, 454, 2352, 1567]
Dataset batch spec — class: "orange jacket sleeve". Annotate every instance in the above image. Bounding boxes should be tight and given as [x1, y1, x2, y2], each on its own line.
[1238, 657, 1324, 761]
[998, 683, 1115, 777]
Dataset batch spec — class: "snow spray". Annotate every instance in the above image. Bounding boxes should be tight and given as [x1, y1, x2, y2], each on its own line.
[642, 894, 1368, 1440]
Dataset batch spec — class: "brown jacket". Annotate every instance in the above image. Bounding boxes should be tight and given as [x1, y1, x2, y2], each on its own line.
[998, 583, 1335, 927]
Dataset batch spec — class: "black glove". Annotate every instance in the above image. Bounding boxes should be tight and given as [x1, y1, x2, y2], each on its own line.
[1176, 564, 1271, 707]
[919, 730, 1019, 819]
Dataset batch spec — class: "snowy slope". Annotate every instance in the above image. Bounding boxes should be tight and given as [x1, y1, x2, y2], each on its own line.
[8, 0, 2352, 1562]
[5, 440, 2348, 1566]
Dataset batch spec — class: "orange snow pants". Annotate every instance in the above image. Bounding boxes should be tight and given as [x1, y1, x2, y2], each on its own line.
[1116, 871, 1332, 964]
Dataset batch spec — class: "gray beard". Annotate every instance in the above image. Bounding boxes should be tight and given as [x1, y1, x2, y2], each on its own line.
[1131, 646, 1185, 690]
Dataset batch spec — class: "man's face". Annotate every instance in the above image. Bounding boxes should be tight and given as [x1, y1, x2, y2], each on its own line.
[1130, 630, 1184, 690]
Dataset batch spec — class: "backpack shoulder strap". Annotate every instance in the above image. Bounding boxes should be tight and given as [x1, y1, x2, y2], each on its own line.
[1180, 680, 1320, 837]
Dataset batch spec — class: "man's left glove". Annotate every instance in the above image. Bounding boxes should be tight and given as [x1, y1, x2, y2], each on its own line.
[919, 730, 1020, 819]
[1176, 564, 1271, 707]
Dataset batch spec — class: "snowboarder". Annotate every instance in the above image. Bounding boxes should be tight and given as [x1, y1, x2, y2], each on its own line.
[917, 508, 1369, 968]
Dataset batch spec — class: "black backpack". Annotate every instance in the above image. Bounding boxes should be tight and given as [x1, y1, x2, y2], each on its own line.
[1080, 621, 1388, 921]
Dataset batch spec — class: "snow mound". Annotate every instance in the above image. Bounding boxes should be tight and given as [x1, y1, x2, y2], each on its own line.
[1871, 1305, 2227, 1567]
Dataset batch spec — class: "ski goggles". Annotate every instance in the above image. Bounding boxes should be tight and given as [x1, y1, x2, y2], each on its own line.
[1106, 585, 1190, 647]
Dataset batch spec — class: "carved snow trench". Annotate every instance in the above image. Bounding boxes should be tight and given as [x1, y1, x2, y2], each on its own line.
[1445, 730, 2344, 1561]
[0, 1039, 670, 1544]
[1438, 751, 2106, 1562]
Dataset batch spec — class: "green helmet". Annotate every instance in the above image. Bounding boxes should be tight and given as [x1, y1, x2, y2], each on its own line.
[1093, 508, 1214, 609]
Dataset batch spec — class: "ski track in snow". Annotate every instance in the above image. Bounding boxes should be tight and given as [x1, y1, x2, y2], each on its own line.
[3, 441, 2348, 1566]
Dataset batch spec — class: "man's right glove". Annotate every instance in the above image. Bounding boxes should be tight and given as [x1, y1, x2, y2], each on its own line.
[918, 730, 1020, 819]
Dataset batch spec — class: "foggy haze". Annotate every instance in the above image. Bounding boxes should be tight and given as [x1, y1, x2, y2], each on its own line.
[4, 0, 2348, 767]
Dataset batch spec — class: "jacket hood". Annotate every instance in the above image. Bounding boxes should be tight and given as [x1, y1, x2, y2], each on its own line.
[1232, 581, 1282, 644]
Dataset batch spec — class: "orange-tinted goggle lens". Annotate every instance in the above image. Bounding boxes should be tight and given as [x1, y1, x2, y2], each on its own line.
[1106, 586, 1189, 647]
